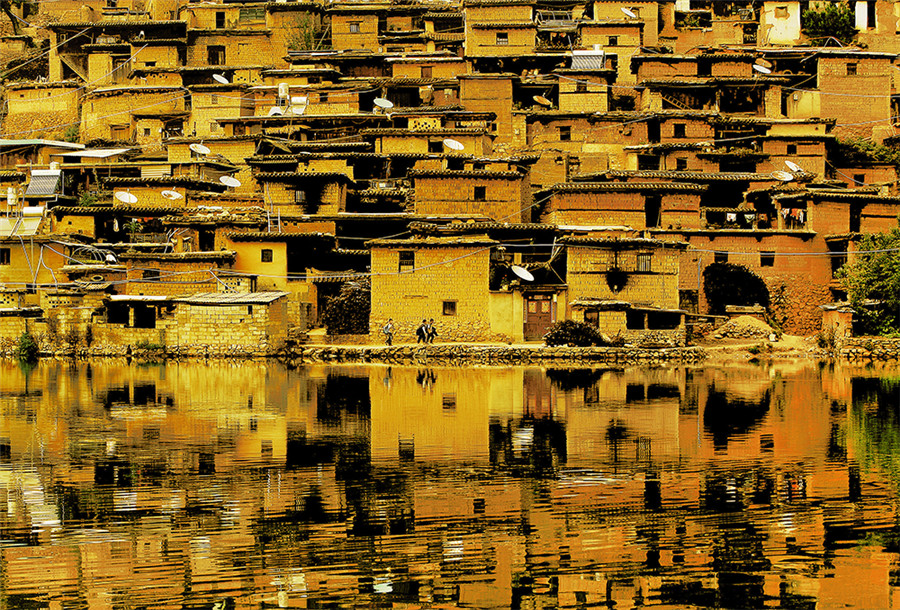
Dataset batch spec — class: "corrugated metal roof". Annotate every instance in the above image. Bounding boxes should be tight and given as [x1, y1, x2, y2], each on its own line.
[176, 291, 288, 304]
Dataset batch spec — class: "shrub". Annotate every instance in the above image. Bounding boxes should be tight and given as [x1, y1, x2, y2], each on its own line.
[543, 320, 608, 347]
[15, 331, 39, 362]
[802, 2, 857, 45]
[323, 278, 370, 335]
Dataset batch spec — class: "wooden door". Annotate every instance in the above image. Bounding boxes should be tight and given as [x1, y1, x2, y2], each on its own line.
[524, 294, 553, 341]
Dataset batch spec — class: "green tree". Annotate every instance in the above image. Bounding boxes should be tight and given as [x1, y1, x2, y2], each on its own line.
[836, 228, 900, 335]
[0, 0, 24, 36]
[323, 278, 370, 335]
[802, 2, 857, 45]
[15, 330, 39, 363]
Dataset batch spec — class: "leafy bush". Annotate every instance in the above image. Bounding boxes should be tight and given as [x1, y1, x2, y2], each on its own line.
[543, 320, 608, 347]
[830, 138, 900, 171]
[15, 331, 39, 362]
[836, 228, 900, 335]
[323, 278, 371, 335]
[802, 2, 857, 44]
[703, 262, 769, 315]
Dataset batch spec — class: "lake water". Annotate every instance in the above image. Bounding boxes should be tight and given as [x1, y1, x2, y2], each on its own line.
[1, 358, 900, 609]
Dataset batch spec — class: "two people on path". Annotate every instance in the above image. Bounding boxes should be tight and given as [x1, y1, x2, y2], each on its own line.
[417, 318, 438, 344]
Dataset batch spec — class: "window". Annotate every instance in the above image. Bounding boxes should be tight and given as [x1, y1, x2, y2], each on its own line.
[636, 253, 652, 272]
[399, 250, 415, 273]
[443, 300, 457, 315]
[854, 173, 865, 185]
[428, 140, 443, 153]
[675, 157, 688, 170]
[608, 35, 618, 46]
[143, 128, 151, 137]
[559, 125, 571, 141]
[144, 61, 156, 67]
[294, 190, 307, 204]
[714, 251, 728, 264]
[575, 81, 587, 93]
[760, 251, 775, 267]
[143, 269, 160, 280]
[319, 92, 329, 103]
[774, 5, 788, 18]
[584, 310, 599, 327]
[474, 186, 486, 201]
[110, 125, 129, 140]
[239, 7, 264, 21]
[211, 94, 219, 105]
[673, 123, 686, 138]
[421, 66, 432, 78]
[496, 32, 508, 45]
[207, 45, 225, 65]
[261, 249, 273, 263]
[349, 21, 361, 33]
[247, 305, 253, 315]
[0, 248, 9, 265]
[442, 393, 456, 411]
[847, 62, 858, 76]
[215, 11, 225, 28]
[786, 144, 797, 155]
[209, 122, 219, 132]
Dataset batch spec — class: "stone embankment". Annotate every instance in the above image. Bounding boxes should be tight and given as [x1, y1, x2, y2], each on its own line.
[837, 337, 900, 360]
[279, 344, 708, 366]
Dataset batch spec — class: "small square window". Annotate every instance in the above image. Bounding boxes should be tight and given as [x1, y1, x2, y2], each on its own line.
[143, 128, 151, 137]
[854, 173, 866, 185]
[760, 251, 775, 267]
[261, 248, 273, 263]
[399, 250, 415, 273]
[786, 144, 797, 155]
[209, 122, 218, 132]
[294, 190, 307, 204]
[675, 157, 688, 170]
[443, 300, 457, 315]
[496, 32, 508, 45]
[774, 6, 788, 18]
[714, 251, 728, 264]
[442, 393, 456, 411]
[474, 186, 486, 201]
[0, 248, 10, 265]
[349, 21, 361, 33]
[559, 125, 571, 141]
[428, 140, 443, 153]
[636, 253, 652, 272]
[421, 66, 432, 78]
[673, 123, 686, 138]
[320, 92, 329, 103]
[211, 94, 218, 104]
[608, 35, 618, 46]
[143, 269, 160, 280]
[847, 62, 858, 76]
[575, 81, 587, 93]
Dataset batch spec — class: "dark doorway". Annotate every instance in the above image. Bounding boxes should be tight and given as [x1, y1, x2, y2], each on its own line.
[524, 294, 554, 340]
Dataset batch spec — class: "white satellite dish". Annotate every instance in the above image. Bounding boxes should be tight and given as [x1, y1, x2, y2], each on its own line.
[190, 143, 211, 155]
[772, 170, 794, 182]
[212, 74, 229, 84]
[533, 95, 552, 107]
[511, 265, 535, 282]
[755, 58, 773, 69]
[753, 64, 772, 74]
[161, 190, 183, 200]
[785, 160, 802, 172]
[267, 106, 285, 116]
[114, 191, 137, 204]
[621, 7, 637, 18]
[220, 175, 241, 188]
[373, 97, 394, 110]
[443, 138, 464, 151]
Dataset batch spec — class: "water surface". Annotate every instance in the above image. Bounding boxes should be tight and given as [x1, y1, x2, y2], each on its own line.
[1, 359, 899, 608]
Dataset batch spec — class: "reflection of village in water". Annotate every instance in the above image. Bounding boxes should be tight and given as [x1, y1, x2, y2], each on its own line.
[1, 360, 899, 608]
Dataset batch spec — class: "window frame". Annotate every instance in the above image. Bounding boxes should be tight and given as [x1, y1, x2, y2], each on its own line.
[443, 300, 457, 316]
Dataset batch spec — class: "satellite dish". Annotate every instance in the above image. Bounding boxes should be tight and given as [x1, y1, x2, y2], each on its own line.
[753, 64, 772, 74]
[785, 160, 802, 172]
[190, 143, 211, 155]
[212, 73, 229, 84]
[288, 105, 307, 116]
[621, 7, 637, 18]
[220, 175, 241, 188]
[373, 97, 394, 110]
[772, 170, 794, 182]
[755, 58, 773, 69]
[533, 95, 552, 107]
[114, 191, 137, 204]
[267, 106, 284, 116]
[161, 189, 183, 200]
[511, 265, 535, 282]
[443, 138, 464, 151]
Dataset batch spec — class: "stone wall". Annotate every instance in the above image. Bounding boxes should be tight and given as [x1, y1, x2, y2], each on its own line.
[839, 337, 900, 360]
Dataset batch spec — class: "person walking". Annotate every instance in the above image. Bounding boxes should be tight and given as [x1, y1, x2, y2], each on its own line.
[426, 318, 438, 344]
[416, 319, 428, 343]
[382, 318, 395, 346]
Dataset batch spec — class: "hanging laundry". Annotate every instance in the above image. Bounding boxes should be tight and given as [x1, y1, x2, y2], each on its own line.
[726, 213, 737, 222]
[781, 208, 790, 219]
[797, 210, 805, 223]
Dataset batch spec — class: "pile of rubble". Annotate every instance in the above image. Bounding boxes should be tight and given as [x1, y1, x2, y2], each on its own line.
[710, 316, 777, 341]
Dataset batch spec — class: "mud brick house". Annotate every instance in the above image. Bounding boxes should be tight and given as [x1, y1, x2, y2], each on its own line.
[408, 165, 531, 221]
[118, 251, 241, 296]
[536, 181, 704, 229]
[3, 82, 82, 140]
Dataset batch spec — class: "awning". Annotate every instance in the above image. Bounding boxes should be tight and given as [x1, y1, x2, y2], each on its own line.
[53, 148, 131, 159]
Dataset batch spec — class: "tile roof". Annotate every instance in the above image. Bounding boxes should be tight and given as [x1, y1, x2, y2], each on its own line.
[175, 291, 288, 305]
[542, 181, 707, 193]
[225, 231, 336, 242]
